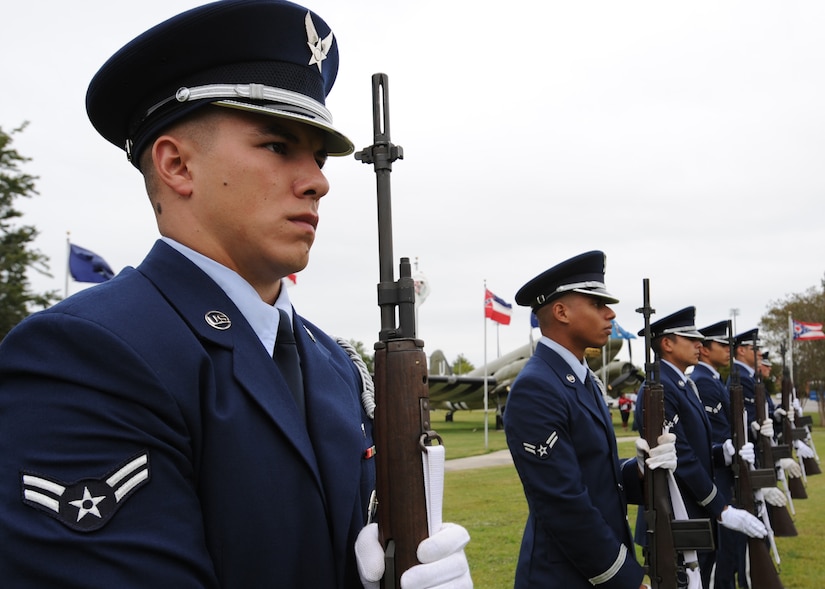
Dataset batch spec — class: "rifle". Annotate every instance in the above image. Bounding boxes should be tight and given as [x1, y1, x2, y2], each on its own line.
[752, 339, 797, 539]
[729, 325, 784, 588]
[779, 369, 809, 498]
[356, 73, 441, 588]
[781, 364, 821, 476]
[637, 279, 678, 588]
[636, 281, 713, 586]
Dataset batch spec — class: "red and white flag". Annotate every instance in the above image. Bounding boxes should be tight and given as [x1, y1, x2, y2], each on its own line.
[793, 320, 825, 341]
[484, 288, 512, 325]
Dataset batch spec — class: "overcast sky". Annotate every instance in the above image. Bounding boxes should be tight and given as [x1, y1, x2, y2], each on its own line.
[3, 0, 824, 367]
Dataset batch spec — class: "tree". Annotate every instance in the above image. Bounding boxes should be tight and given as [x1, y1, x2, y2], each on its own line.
[452, 354, 475, 375]
[760, 276, 825, 396]
[0, 123, 58, 340]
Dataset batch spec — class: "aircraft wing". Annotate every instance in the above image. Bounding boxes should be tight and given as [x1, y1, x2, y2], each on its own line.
[428, 374, 498, 412]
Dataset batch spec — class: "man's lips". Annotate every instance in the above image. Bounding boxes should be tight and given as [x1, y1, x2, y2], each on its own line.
[290, 213, 318, 232]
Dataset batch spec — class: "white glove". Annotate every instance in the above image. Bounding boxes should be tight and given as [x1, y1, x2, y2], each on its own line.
[355, 523, 384, 589]
[355, 522, 472, 589]
[686, 567, 702, 589]
[774, 407, 787, 419]
[793, 398, 802, 412]
[762, 487, 788, 507]
[636, 433, 677, 473]
[723, 439, 736, 466]
[778, 457, 802, 478]
[401, 523, 472, 589]
[738, 442, 756, 466]
[795, 440, 815, 460]
[719, 506, 767, 538]
[759, 419, 774, 439]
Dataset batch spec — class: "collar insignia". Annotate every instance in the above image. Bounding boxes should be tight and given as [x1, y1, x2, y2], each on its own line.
[566, 374, 576, 383]
[205, 310, 231, 330]
[305, 11, 333, 73]
[21, 452, 150, 532]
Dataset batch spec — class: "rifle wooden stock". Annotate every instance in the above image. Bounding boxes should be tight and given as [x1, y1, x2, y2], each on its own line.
[754, 380, 797, 537]
[358, 73, 437, 588]
[637, 279, 680, 588]
[779, 373, 808, 498]
[642, 379, 679, 588]
[781, 372, 822, 476]
[729, 333, 785, 589]
[373, 339, 432, 584]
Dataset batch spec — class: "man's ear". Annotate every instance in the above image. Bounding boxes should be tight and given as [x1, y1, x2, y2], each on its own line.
[152, 135, 194, 197]
[551, 299, 570, 325]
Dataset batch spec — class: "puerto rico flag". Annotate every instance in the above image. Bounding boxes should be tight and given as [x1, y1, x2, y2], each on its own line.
[793, 320, 825, 341]
[484, 289, 512, 325]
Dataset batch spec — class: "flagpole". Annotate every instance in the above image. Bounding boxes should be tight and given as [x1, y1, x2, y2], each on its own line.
[788, 312, 795, 386]
[65, 232, 70, 299]
[483, 280, 489, 450]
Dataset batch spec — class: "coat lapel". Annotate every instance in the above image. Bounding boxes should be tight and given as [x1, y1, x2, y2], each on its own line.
[295, 316, 366, 559]
[137, 241, 323, 488]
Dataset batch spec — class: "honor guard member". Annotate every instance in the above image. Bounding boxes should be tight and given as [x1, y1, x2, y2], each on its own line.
[505, 251, 678, 589]
[0, 1, 470, 587]
[633, 308, 766, 589]
[693, 321, 739, 589]
[729, 329, 775, 444]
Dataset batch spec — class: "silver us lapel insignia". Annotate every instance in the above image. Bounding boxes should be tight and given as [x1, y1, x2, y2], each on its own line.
[21, 452, 150, 532]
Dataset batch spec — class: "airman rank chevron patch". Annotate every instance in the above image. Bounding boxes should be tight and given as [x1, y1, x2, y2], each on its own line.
[21, 452, 150, 532]
[523, 431, 559, 459]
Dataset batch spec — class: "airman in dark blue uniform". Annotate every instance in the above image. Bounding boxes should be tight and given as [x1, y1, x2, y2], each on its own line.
[634, 309, 766, 588]
[505, 251, 677, 589]
[0, 2, 469, 587]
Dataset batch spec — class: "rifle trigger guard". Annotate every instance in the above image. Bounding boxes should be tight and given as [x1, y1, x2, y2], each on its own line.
[419, 431, 443, 452]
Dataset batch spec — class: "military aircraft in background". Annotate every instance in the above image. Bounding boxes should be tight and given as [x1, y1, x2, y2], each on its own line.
[427, 337, 644, 428]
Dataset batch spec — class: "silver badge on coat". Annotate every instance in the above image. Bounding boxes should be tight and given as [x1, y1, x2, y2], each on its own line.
[205, 310, 232, 330]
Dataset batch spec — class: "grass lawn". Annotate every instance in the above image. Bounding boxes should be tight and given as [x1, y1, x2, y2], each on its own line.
[435, 409, 825, 589]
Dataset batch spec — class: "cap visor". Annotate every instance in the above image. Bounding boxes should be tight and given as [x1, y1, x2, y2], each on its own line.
[215, 100, 354, 156]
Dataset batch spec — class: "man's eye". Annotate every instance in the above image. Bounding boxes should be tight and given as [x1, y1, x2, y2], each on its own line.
[266, 142, 287, 154]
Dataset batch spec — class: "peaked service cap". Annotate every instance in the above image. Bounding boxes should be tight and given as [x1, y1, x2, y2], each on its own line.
[515, 250, 619, 310]
[86, 0, 353, 168]
[699, 320, 730, 345]
[639, 306, 704, 340]
[734, 328, 760, 348]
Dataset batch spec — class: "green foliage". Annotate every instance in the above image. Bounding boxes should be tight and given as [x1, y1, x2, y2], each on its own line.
[0, 124, 58, 339]
[452, 353, 475, 375]
[761, 279, 825, 392]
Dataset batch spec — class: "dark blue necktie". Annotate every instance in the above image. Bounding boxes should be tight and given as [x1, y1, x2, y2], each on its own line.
[275, 309, 305, 418]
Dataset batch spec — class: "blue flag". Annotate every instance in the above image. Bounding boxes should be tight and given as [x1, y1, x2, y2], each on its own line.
[611, 320, 636, 340]
[69, 243, 114, 283]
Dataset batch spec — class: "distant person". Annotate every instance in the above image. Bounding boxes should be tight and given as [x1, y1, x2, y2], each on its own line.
[505, 250, 678, 589]
[634, 309, 766, 588]
[0, 1, 470, 587]
[618, 392, 633, 430]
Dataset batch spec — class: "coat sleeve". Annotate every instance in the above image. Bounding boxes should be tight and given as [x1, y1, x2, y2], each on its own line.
[663, 389, 727, 518]
[0, 311, 220, 588]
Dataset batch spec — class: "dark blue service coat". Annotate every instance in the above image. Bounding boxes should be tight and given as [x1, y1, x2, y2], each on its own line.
[634, 363, 728, 529]
[0, 241, 375, 588]
[691, 363, 732, 446]
[504, 343, 644, 589]
[729, 361, 758, 434]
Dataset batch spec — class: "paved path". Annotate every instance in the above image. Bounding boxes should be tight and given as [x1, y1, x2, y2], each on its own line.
[445, 436, 639, 472]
